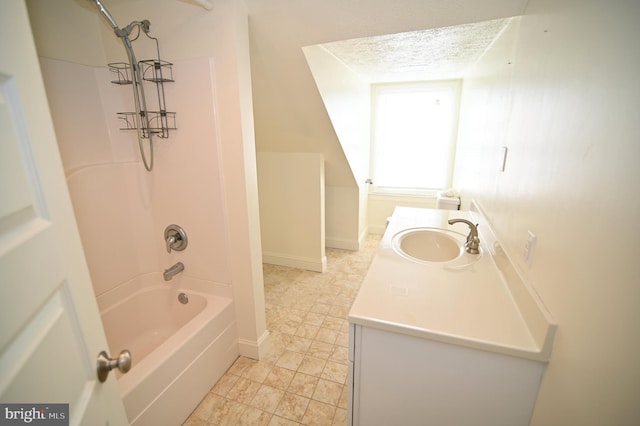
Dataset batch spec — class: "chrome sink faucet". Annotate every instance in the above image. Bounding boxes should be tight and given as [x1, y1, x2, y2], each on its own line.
[448, 218, 480, 254]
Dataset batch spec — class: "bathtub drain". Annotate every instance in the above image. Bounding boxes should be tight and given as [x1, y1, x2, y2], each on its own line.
[178, 293, 189, 304]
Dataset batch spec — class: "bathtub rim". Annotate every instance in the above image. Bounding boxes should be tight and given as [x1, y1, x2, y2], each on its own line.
[96, 271, 233, 312]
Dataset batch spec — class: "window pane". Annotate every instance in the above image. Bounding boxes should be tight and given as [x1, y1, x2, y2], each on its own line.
[372, 82, 459, 193]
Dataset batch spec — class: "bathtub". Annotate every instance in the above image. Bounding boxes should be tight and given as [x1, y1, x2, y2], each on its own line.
[97, 273, 238, 425]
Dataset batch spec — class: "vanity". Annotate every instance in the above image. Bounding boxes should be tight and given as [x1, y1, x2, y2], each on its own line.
[347, 204, 556, 426]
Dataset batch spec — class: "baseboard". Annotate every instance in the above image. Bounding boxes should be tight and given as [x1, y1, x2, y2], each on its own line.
[238, 329, 271, 360]
[358, 226, 369, 248]
[326, 237, 359, 251]
[326, 228, 371, 251]
[262, 251, 327, 272]
[368, 224, 387, 235]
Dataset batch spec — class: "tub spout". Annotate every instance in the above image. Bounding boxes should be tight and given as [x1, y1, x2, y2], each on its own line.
[163, 262, 184, 281]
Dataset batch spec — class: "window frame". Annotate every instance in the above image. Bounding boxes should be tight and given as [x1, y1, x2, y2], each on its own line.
[369, 79, 462, 196]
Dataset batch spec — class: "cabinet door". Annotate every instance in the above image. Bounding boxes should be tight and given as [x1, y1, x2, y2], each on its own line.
[351, 326, 543, 426]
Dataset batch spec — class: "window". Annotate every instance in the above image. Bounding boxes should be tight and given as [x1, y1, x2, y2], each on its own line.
[370, 80, 461, 195]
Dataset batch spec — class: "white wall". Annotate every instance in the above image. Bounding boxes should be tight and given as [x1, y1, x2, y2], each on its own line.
[324, 185, 360, 250]
[454, 0, 640, 423]
[303, 45, 370, 184]
[367, 194, 437, 234]
[28, 0, 269, 359]
[248, 0, 528, 187]
[258, 152, 326, 272]
[303, 44, 371, 249]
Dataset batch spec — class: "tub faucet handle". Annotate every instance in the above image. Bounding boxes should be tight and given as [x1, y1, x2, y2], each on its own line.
[166, 234, 177, 253]
[164, 224, 188, 253]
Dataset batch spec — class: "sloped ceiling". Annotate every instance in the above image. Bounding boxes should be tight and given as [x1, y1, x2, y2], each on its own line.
[245, 0, 528, 186]
[320, 18, 512, 83]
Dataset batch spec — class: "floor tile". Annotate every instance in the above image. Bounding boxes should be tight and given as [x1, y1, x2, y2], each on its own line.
[315, 328, 339, 345]
[250, 384, 285, 413]
[289, 334, 315, 351]
[298, 356, 326, 377]
[211, 373, 239, 397]
[238, 406, 272, 426]
[274, 392, 310, 422]
[311, 379, 343, 406]
[183, 235, 382, 426]
[207, 398, 246, 425]
[242, 361, 273, 383]
[189, 392, 224, 422]
[322, 360, 348, 384]
[333, 407, 348, 426]
[227, 357, 253, 376]
[288, 372, 319, 399]
[307, 340, 333, 360]
[263, 366, 296, 391]
[268, 415, 299, 426]
[276, 351, 305, 371]
[227, 377, 262, 404]
[301, 399, 336, 426]
[329, 346, 348, 364]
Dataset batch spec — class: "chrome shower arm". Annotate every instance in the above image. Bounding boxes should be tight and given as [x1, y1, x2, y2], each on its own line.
[89, 0, 145, 39]
[91, 0, 118, 30]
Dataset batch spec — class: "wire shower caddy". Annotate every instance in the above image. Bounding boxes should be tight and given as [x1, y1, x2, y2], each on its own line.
[107, 29, 176, 138]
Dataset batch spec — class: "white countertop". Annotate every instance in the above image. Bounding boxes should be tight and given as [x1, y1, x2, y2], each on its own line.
[348, 206, 556, 362]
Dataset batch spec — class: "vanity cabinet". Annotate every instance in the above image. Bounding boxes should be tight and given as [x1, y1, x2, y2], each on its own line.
[348, 324, 545, 426]
[347, 206, 555, 426]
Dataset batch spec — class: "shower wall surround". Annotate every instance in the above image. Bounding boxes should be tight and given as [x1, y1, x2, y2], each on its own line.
[30, 0, 269, 360]
[40, 57, 231, 296]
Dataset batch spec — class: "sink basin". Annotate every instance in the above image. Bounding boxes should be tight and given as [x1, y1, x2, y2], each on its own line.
[392, 228, 464, 263]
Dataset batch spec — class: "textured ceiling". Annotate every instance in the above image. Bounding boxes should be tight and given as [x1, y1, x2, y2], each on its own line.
[320, 18, 513, 83]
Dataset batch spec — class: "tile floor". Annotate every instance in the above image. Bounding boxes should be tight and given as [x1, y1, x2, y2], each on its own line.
[183, 234, 381, 426]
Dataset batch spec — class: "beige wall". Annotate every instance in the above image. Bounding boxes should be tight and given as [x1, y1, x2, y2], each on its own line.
[454, 0, 640, 423]
[27, 0, 269, 358]
[258, 152, 326, 272]
[303, 45, 370, 184]
[367, 195, 438, 234]
[303, 44, 371, 248]
[325, 185, 361, 250]
[26, 0, 107, 66]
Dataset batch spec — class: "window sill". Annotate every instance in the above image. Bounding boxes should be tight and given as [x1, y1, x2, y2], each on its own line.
[369, 189, 440, 198]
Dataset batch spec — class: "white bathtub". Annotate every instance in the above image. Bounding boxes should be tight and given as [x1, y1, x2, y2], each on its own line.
[97, 273, 238, 425]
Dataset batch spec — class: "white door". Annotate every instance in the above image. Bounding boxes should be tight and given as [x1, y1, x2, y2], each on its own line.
[0, 1, 129, 425]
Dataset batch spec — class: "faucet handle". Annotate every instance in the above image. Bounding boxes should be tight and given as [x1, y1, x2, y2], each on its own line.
[447, 218, 480, 254]
[164, 224, 188, 253]
[166, 235, 177, 253]
[465, 234, 480, 254]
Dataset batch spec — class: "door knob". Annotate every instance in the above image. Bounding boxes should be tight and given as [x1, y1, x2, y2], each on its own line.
[96, 349, 132, 382]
